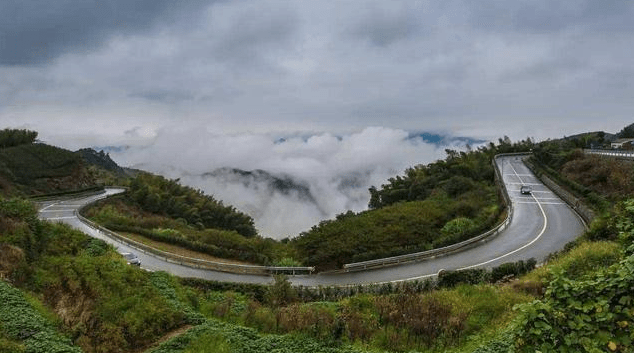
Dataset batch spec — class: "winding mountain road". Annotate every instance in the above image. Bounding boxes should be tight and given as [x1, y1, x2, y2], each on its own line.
[37, 156, 586, 286]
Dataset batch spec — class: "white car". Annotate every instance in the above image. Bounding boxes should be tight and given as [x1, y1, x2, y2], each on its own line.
[121, 252, 141, 266]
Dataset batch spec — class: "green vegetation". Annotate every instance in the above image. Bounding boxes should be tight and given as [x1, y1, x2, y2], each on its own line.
[128, 173, 256, 237]
[4, 126, 634, 352]
[0, 128, 38, 149]
[0, 134, 97, 196]
[293, 139, 535, 270]
[0, 280, 81, 353]
[487, 199, 634, 352]
[0, 197, 188, 352]
[85, 192, 292, 265]
[2, 194, 536, 353]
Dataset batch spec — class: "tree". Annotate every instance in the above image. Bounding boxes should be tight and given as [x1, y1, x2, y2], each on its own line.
[617, 123, 634, 138]
[0, 128, 38, 148]
[265, 275, 297, 307]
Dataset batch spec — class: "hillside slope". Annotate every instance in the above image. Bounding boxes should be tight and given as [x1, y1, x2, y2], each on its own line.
[0, 142, 97, 196]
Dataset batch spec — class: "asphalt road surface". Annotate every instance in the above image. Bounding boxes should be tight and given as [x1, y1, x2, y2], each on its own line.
[37, 155, 586, 286]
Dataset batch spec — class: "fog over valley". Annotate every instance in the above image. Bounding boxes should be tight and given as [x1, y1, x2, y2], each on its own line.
[109, 126, 479, 238]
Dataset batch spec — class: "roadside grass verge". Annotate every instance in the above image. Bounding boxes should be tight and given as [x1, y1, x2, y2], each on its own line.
[519, 240, 622, 285]
[169, 280, 533, 353]
[118, 231, 255, 265]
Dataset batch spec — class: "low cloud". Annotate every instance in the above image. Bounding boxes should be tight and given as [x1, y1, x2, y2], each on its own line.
[111, 126, 462, 239]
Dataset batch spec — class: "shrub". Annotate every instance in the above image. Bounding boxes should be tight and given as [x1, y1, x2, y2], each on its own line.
[514, 255, 634, 352]
[441, 217, 476, 236]
[490, 259, 536, 283]
[438, 268, 489, 288]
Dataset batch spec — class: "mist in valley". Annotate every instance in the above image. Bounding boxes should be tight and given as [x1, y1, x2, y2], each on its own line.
[110, 126, 478, 239]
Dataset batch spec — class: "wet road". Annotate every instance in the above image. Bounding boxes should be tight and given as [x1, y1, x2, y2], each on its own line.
[37, 156, 586, 286]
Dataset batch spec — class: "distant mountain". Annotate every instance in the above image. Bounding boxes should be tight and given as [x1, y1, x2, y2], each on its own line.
[202, 168, 317, 204]
[272, 131, 484, 147]
[76, 148, 125, 175]
[407, 132, 487, 146]
[92, 145, 131, 154]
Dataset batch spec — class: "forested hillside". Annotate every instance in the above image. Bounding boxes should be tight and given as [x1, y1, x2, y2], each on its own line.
[3, 126, 634, 352]
[0, 129, 98, 197]
[87, 137, 536, 270]
[292, 138, 535, 270]
[83, 173, 295, 266]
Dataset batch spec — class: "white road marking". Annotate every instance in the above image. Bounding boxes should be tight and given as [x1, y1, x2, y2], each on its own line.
[456, 162, 548, 270]
[515, 201, 565, 205]
[393, 160, 552, 282]
[38, 203, 59, 212]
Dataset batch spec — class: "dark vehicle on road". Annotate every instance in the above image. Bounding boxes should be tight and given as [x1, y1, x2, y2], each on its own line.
[520, 185, 532, 195]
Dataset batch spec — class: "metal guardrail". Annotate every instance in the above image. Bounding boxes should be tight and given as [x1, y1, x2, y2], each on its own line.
[342, 153, 521, 272]
[75, 193, 315, 276]
[524, 158, 594, 227]
[75, 151, 524, 275]
[584, 149, 634, 159]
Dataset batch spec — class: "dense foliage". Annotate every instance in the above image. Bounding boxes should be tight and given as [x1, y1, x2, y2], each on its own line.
[0, 142, 95, 196]
[510, 199, 634, 352]
[0, 281, 81, 353]
[617, 123, 634, 139]
[293, 193, 500, 270]
[0, 128, 38, 149]
[128, 173, 257, 237]
[1, 194, 537, 353]
[369, 137, 534, 209]
[85, 196, 290, 265]
[150, 277, 532, 353]
[0, 197, 188, 352]
[293, 138, 535, 270]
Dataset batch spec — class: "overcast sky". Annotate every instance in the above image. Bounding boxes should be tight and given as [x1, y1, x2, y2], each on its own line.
[1, 0, 633, 148]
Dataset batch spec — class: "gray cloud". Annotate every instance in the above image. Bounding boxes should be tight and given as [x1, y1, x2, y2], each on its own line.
[0, 0, 212, 65]
[470, 0, 634, 33]
[346, 3, 423, 47]
[110, 126, 453, 238]
[3, 0, 632, 236]
[1, 0, 632, 146]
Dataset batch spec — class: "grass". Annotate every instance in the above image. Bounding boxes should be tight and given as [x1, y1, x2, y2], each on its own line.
[520, 240, 622, 283]
[182, 331, 233, 353]
[118, 231, 255, 265]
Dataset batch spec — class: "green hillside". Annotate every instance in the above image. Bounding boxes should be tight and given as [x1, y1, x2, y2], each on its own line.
[2, 126, 634, 352]
[0, 128, 97, 196]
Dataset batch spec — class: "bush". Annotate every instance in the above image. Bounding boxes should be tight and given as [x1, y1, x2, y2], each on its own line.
[514, 254, 634, 352]
[438, 268, 489, 287]
[490, 259, 536, 283]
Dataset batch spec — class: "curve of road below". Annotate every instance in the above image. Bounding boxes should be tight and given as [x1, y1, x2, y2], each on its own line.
[37, 156, 586, 286]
